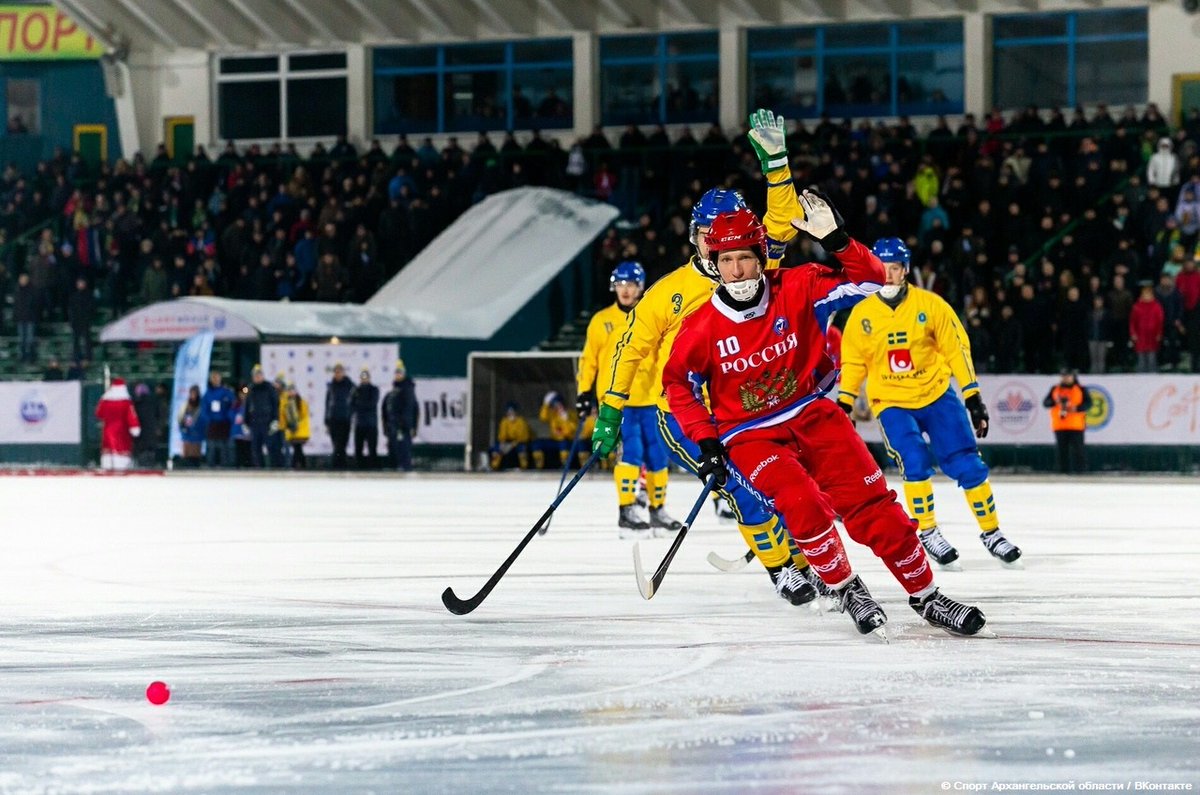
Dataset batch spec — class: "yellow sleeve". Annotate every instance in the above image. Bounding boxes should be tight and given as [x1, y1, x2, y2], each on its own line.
[576, 312, 607, 395]
[838, 311, 869, 407]
[929, 296, 980, 399]
[764, 162, 801, 267]
[279, 398, 287, 427]
[603, 292, 669, 411]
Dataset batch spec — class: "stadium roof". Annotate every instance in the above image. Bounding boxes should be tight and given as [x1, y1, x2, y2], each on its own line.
[53, 0, 1035, 52]
[100, 187, 618, 343]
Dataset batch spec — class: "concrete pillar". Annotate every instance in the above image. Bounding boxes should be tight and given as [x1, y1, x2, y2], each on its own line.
[572, 31, 596, 138]
[347, 44, 369, 144]
[718, 26, 743, 131]
[963, 11, 988, 118]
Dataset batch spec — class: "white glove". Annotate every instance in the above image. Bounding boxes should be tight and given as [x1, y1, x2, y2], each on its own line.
[793, 190, 837, 239]
[130, 427, 141, 437]
[747, 109, 787, 172]
[269, 420, 280, 434]
[542, 391, 558, 406]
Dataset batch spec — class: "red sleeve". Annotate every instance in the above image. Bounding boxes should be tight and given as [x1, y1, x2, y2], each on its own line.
[127, 404, 141, 431]
[832, 238, 886, 286]
[663, 316, 719, 443]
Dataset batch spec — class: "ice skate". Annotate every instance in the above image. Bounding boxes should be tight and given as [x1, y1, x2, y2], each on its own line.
[798, 563, 840, 611]
[910, 588, 988, 637]
[766, 562, 818, 606]
[980, 530, 1022, 567]
[618, 504, 652, 539]
[919, 527, 962, 570]
[712, 496, 737, 524]
[648, 506, 683, 537]
[835, 575, 888, 639]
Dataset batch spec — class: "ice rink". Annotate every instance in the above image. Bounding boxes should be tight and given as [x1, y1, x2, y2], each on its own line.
[1, 471, 1198, 794]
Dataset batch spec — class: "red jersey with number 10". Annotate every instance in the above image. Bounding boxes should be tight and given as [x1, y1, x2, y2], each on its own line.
[664, 239, 885, 445]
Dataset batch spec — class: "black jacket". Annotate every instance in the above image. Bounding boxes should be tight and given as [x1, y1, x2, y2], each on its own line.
[383, 378, 418, 436]
[325, 377, 354, 423]
[245, 381, 278, 429]
[350, 382, 380, 427]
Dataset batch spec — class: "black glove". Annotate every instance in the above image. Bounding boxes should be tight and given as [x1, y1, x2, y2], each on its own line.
[965, 394, 989, 439]
[837, 398, 856, 426]
[697, 438, 728, 488]
[575, 391, 595, 419]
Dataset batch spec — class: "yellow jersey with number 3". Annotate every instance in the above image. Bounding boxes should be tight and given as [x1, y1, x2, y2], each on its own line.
[838, 286, 980, 413]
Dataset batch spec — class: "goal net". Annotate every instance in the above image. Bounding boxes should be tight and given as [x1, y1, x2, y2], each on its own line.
[466, 352, 580, 471]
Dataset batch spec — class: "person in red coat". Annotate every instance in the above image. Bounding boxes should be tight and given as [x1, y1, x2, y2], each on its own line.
[95, 377, 141, 470]
[1129, 280, 1165, 373]
[663, 200, 986, 638]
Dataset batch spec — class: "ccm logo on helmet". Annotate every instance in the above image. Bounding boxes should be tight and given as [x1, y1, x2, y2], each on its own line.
[719, 333, 798, 374]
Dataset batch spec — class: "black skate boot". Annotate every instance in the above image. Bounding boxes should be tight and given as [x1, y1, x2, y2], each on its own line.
[797, 564, 837, 599]
[980, 530, 1022, 565]
[919, 527, 961, 568]
[618, 504, 652, 539]
[910, 588, 987, 636]
[766, 562, 818, 606]
[648, 506, 683, 537]
[835, 575, 888, 636]
[712, 496, 737, 524]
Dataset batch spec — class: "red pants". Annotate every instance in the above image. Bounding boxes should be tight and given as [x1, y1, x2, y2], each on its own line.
[727, 399, 933, 595]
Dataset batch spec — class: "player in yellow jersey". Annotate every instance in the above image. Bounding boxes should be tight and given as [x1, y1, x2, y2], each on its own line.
[535, 392, 579, 469]
[577, 261, 683, 538]
[590, 109, 837, 607]
[490, 401, 532, 470]
[837, 238, 1022, 568]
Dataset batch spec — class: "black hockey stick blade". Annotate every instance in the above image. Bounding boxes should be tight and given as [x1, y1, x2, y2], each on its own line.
[541, 419, 586, 536]
[442, 451, 601, 615]
[633, 474, 716, 599]
[706, 547, 755, 572]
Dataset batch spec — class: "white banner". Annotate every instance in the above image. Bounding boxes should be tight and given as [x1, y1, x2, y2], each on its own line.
[261, 343, 398, 455]
[854, 374, 1200, 446]
[0, 381, 81, 444]
[168, 331, 214, 458]
[413, 378, 467, 444]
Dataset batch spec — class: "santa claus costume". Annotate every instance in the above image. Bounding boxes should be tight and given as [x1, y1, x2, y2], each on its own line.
[95, 377, 141, 471]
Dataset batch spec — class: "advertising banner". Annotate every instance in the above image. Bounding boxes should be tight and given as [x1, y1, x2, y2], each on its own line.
[168, 331, 214, 458]
[412, 378, 467, 444]
[854, 374, 1200, 446]
[0, 381, 81, 443]
[0, 6, 103, 60]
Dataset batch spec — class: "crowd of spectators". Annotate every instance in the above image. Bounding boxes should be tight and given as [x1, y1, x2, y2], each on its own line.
[3, 100, 1200, 375]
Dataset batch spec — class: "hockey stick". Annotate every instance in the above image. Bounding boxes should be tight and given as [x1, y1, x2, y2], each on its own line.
[442, 450, 601, 615]
[706, 548, 755, 572]
[633, 474, 716, 600]
[540, 419, 585, 536]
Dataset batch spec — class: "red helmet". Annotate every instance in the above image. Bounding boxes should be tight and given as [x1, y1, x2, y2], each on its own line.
[704, 208, 767, 263]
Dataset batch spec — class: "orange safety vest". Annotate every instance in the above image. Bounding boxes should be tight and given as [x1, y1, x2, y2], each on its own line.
[1049, 384, 1087, 432]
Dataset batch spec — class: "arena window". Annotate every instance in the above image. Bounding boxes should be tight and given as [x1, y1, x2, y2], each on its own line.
[216, 51, 348, 141]
[373, 40, 573, 135]
[992, 8, 1148, 109]
[747, 19, 964, 120]
[599, 32, 719, 126]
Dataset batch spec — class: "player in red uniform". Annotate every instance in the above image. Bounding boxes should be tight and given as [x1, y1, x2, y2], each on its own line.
[663, 199, 986, 637]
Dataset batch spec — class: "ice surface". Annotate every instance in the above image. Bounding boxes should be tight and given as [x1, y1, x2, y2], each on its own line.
[1, 473, 1198, 794]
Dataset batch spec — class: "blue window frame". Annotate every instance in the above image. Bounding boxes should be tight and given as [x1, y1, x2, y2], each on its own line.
[747, 20, 963, 120]
[373, 40, 572, 135]
[599, 32, 719, 125]
[992, 9, 1147, 109]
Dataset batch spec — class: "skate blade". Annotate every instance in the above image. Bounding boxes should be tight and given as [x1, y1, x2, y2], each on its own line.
[998, 558, 1024, 570]
[811, 595, 841, 613]
[870, 627, 890, 643]
[937, 625, 997, 639]
[937, 560, 964, 572]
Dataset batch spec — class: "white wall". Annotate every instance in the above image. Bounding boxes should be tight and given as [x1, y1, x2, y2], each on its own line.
[1147, 2, 1200, 117]
[126, 48, 210, 154]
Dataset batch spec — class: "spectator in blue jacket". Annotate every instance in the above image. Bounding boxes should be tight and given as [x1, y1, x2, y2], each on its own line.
[201, 370, 236, 468]
[177, 384, 205, 469]
[350, 368, 381, 469]
[325, 363, 354, 469]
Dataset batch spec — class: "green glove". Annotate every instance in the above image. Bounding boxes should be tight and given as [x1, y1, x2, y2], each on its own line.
[591, 403, 622, 457]
[747, 108, 788, 174]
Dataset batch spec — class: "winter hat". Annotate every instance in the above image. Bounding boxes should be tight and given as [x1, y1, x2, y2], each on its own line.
[112, 377, 125, 387]
[395, 358, 407, 378]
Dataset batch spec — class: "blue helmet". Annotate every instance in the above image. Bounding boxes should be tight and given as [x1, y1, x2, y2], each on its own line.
[872, 237, 911, 270]
[691, 188, 747, 240]
[610, 260, 646, 289]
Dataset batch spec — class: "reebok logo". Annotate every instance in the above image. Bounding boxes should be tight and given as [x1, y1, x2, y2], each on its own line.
[749, 454, 779, 483]
[863, 468, 883, 486]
